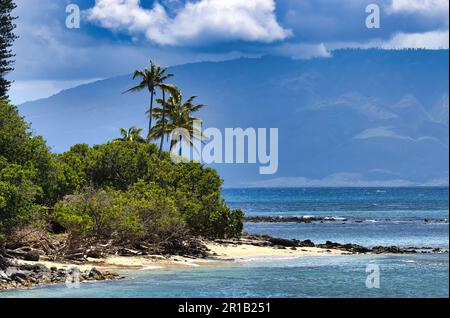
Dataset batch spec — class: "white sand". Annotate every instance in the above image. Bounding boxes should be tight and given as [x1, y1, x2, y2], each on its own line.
[15, 243, 347, 272]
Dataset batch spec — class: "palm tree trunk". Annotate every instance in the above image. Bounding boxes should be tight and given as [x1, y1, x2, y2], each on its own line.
[148, 88, 154, 140]
[179, 135, 182, 156]
[159, 89, 166, 157]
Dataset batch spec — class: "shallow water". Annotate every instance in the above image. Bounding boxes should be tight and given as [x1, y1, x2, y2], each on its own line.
[227, 187, 449, 249]
[1, 187, 448, 298]
[2, 254, 448, 298]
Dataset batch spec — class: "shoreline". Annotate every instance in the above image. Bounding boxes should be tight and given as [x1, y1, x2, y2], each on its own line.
[2, 235, 447, 292]
[6, 241, 351, 274]
[0, 242, 349, 291]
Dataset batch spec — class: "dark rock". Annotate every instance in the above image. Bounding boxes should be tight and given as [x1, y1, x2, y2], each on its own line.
[322, 241, 341, 248]
[117, 248, 141, 256]
[298, 240, 315, 247]
[86, 249, 104, 259]
[58, 269, 67, 277]
[18, 263, 50, 273]
[351, 245, 371, 253]
[86, 267, 104, 280]
[244, 216, 346, 224]
[11, 271, 30, 282]
[23, 251, 40, 262]
[372, 246, 403, 254]
[267, 237, 298, 247]
[0, 255, 13, 270]
[316, 241, 371, 253]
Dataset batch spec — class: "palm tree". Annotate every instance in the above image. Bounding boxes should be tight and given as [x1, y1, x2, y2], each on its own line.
[115, 126, 145, 143]
[157, 83, 178, 156]
[123, 61, 175, 140]
[149, 89, 206, 156]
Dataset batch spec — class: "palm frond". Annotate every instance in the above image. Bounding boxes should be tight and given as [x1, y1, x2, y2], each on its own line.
[132, 70, 145, 80]
[122, 83, 146, 94]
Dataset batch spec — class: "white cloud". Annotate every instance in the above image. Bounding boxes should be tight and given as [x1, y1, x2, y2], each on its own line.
[244, 173, 450, 187]
[244, 173, 422, 187]
[353, 126, 444, 145]
[327, 30, 449, 50]
[380, 30, 449, 49]
[388, 0, 449, 15]
[354, 126, 412, 140]
[87, 0, 292, 46]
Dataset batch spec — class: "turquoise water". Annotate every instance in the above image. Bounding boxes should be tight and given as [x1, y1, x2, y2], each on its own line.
[227, 187, 449, 249]
[1, 187, 448, 298]
[2, 254, 448, 298]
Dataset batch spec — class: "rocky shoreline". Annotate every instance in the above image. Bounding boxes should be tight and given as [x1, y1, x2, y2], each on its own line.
[1, 233, 447, 292]
[215, 234, 448, 255]
[244, 216, 449, 224]
[0, 255, 120, 291]
[244, 216, 346, 223]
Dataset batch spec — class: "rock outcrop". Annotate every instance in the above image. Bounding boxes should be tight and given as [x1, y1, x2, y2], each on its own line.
[0, 257, 119, 291]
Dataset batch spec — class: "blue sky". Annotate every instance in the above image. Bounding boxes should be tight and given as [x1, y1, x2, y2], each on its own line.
[10, 0, 449, 104]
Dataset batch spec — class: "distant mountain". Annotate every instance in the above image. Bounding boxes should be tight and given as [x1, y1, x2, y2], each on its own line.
[19, 49, 449, 187]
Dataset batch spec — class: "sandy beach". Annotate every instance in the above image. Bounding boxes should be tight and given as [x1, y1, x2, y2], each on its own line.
[13, 243, 347, 273]
[206, 242, 348, 259]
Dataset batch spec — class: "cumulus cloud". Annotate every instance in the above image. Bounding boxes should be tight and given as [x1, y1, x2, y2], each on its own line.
[328, 30, 449, 50]
[380, 30, 449, 49]
[388, 0, 449, 15]
[87, 0, 292, 45]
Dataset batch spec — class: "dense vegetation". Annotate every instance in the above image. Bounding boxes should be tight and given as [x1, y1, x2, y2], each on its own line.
[2, 13, 242, 256]
[0, 0, 17, 99]
[0, 98, 244, 252]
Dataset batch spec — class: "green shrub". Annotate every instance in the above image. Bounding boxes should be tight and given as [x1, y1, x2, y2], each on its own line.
[0, 99, 59, 206]
[2, 97, 244, 242]
[84, 142, 157, 190]
[126, 181, 185, 241]
[59, 141, 244, 239]
[0, 159, 42, 233]
[54, 183, 186, 242]
[54, 187, 142, 240]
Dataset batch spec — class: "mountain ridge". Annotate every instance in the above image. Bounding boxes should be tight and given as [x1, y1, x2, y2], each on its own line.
[18, 49, 449, 187]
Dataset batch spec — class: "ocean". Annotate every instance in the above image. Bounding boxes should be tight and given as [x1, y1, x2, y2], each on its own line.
[1, 187, 448, 298]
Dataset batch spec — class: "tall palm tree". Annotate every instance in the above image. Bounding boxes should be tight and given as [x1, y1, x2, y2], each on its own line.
[123, 61, 175, 140]
[115, 126, 145, 143]
[157, 83, 178, 156]
[149, 89, 206, 156]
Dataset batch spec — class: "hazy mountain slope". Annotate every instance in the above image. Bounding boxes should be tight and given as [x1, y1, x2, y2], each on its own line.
[19, 50, 449, 187]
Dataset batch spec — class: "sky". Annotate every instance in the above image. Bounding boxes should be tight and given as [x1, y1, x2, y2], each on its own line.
[9, 0, 450, 104]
